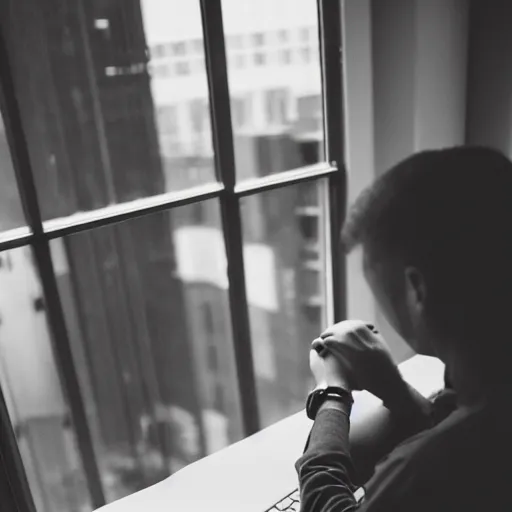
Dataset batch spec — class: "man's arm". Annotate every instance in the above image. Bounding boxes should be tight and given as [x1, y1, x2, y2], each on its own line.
[296, 382, 435, 511]
[296, 404, 358, 512]
[350, 382, 433, 485]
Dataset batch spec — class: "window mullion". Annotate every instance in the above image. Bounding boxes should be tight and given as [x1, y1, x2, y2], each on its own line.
[0, 28, 106, 509]
[319, 0, 347, 323]
[200, 0, 260, 436]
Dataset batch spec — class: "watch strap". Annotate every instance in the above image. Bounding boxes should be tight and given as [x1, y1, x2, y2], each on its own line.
[306, 386, 353, 420]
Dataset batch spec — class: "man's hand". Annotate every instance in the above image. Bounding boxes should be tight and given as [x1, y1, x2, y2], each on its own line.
[314, 320, 404, 403]
[309, 340, 353, 391]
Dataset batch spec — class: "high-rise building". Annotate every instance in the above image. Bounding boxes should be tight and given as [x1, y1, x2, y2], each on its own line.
[0, 0, 328, 509]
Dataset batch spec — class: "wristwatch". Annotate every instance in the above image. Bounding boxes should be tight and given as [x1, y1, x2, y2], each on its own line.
[306, 386, 354, 420]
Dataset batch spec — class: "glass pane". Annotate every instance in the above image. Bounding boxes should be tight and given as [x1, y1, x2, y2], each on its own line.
[0, 247, 91, 512]
[240, 179, 329, 427]
[2, 0, 215, 222]
[222, 0, 324, 180]
[0, 113, 25, 231]
[52, 204, 243, 503]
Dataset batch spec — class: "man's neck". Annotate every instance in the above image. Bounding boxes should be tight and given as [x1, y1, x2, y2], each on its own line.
[441, 345, 507, 408]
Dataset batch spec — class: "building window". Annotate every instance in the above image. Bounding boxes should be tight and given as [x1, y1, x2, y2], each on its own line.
[279, 49, 292, 65]
[190, 99, 208, 133]
[301, 47, 312, 64]
[254, 52, 265, 66]
[233, 54, 245, 69]
[214, 383, 225, 412]
[252, 32, 265, 46]
[172, 41, 186, 56]
[151, 44, 166, 59]
[231, 95, 252, 129]
[175, 61, 190, 76]
[228, 34, 244, 49]
[191, 202, 205, 224]
[207, 344, 218, 372]
[202, 303, 215, 333]
[191, 39, 203, 53]
[278, 29, 288, 43]
[298, 215, 318, 242]
[265, 89, 288, 124]
[156, 105, 178, 136]
[300, 27, 310, 42]
[152, 64, 171, 78]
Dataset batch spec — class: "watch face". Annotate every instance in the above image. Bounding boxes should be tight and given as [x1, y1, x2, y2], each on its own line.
[307, 387, 353, 420]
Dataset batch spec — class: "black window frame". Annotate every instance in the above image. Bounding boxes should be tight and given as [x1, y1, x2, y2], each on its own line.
[0, 0, 345, 510]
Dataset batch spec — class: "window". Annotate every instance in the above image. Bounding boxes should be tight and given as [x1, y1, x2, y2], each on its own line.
[172, 41, 186, 56]
[0, 0, 344, 509]
[156, 105, 179, 136]
[300, 27, 310, 42]
[228, 34, 244, 49]
[231, 95, 252, 128]
[301, 47, 312, 63]
[207, 345, 219, 372]
[233, 54, 246, 69]
[254, 52, 265, 66]
[278, 29, 288, 43]
[202, 303, 215, 333]
[252, 32, 265, 46]
[191, 39, 203, 53]
[298, 215, 318, 241]
[265, 89, 288, 125]
[175, 61, 190, 76]
[279, 49, 292, 65]
[214, 383, 225, 412]
[151, 44, 166, 59]
[191, 202, 205, 224]
[190, 99, 208, 133]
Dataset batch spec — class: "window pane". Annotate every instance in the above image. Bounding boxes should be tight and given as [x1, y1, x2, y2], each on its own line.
[0, 247, 91, 512]
[1, 0, 215, 222]
[0, 113, 25, 231]
[52, 204, 243, 503]
[222, 0, 325, 181]
[240, 180, 329, 427]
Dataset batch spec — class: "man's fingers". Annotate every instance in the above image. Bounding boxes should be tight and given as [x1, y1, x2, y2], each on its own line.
[311, 338, 327, 356]
[320, 320, 373, 340]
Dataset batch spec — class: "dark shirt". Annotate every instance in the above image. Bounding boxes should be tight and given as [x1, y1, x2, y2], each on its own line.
[296, 392, 511, 511]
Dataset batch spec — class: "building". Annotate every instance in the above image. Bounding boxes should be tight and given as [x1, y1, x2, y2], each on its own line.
[0, 0, 327, 509]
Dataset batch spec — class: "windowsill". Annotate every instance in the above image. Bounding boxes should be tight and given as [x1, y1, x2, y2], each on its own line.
[96, 355, 445, 511]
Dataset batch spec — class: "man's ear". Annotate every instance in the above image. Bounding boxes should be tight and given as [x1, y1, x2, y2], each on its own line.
[404, 266, 427, 312]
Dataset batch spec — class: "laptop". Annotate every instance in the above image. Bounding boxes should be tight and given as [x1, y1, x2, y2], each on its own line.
[265, 486, 365, 511]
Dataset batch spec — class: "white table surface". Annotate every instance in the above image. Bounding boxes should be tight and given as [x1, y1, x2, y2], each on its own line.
[97, 355, 445, 512]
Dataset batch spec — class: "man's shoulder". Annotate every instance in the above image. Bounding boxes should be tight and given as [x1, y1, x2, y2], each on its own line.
[390, 404, 491, 469]
[361, 406, 497, 510]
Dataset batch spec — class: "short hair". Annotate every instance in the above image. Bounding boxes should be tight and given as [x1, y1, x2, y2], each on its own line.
[342, 146, 512, 339]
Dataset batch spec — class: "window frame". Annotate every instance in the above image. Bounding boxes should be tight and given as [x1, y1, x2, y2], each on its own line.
[0, 0, 345, 509]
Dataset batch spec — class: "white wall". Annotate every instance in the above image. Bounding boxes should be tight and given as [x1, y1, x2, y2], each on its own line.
[342, 0, 469, 361]
[342, 0, 376, 325]
[465, 0, 512, 156]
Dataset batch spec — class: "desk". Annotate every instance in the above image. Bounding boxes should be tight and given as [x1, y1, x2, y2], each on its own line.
[97, 355, 445, 512]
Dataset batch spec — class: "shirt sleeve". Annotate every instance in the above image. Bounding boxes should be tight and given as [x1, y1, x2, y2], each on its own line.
[295, 409, 425, 512]
[295, 408, 359, 512]
[295, 390, 457, 512]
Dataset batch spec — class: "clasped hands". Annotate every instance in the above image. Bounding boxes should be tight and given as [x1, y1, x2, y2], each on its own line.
[309, 320, 406, 405]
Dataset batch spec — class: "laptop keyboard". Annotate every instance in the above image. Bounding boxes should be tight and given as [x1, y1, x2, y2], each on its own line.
[266, 489, 300, 512]
[267, 486, 365, 511]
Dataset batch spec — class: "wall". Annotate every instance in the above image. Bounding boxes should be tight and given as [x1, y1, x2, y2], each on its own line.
[342, 0, 469, 361]
[465, 0, 512, 155]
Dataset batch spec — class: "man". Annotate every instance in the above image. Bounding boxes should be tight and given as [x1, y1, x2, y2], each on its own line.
[297, 147, 512, 511]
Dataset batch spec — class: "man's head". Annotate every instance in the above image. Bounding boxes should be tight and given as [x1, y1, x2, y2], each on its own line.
[342, 146, 512, 360]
